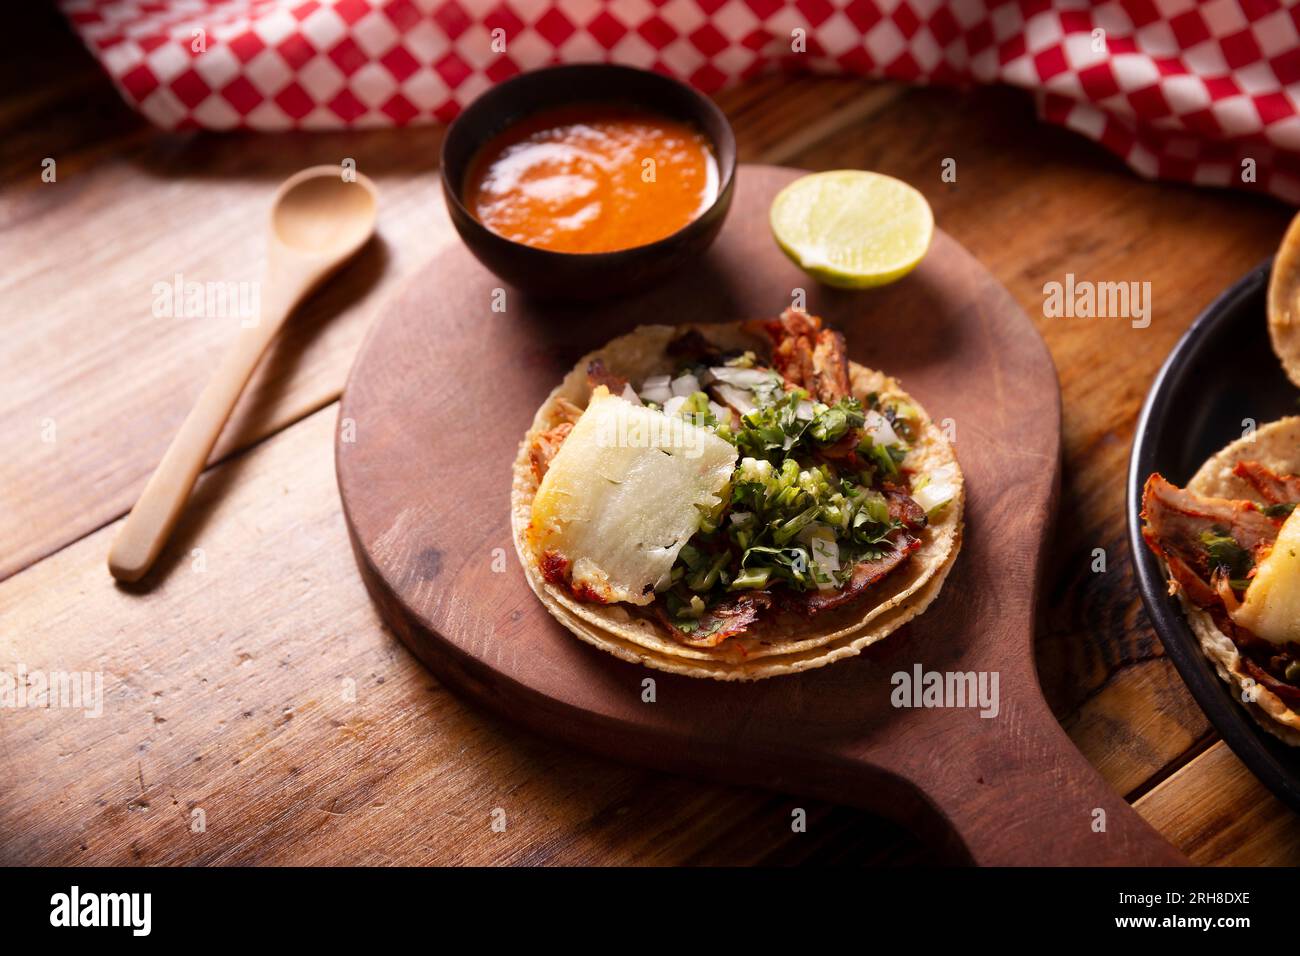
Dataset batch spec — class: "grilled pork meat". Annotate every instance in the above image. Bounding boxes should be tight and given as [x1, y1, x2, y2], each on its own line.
[655, 592, 774, 648]
[586, 359, 628, 394]
[1141, 470, 1300, 704]
[792, 533, 922, 616]
[527, 398, 583, 481]
[529, 422, 573, 482]
[1234, 461, 1300, 505]
[1141, 474, 1280, 599]
[747, 309, 851, 403]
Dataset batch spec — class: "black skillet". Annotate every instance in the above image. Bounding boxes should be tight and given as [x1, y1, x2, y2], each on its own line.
[1128, 258, 1300, 812]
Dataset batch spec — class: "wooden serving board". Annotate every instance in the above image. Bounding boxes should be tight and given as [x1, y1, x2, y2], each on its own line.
[336, 164, 1186, 865]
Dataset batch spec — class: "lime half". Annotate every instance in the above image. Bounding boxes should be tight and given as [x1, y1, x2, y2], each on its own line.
[770, 170, 934, 289]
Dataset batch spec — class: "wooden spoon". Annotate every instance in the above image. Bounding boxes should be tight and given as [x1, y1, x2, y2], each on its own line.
[108, 166, 379, 583]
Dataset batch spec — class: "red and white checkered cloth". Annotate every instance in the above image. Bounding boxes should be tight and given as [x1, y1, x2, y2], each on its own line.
[60, 0, 1300, 202]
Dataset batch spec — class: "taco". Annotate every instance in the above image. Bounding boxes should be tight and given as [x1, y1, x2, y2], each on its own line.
[1141, 417, 1300, 743]
[1268, 213, 1300, 388]
[511, 310, 964, 680]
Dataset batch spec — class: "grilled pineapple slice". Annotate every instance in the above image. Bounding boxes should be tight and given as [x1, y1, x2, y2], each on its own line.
[1234, 509, 1300, 645]
[529, 387, 737, 605]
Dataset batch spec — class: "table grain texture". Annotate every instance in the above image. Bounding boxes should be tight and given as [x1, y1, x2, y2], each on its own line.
[2, 4, 1297, 866]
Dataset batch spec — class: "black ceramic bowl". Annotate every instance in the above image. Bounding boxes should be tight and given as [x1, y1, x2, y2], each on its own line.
[440, 64, 736, 301]
[1128, 258, 1300, 812]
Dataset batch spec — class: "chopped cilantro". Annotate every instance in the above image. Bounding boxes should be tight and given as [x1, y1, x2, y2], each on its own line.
[1200, 526, 1253, 589]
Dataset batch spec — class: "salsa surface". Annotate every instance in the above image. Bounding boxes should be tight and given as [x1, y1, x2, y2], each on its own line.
[463, 104, 718, 254]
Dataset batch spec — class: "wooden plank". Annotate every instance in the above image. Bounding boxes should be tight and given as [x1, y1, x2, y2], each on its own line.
[714, 72, 906, 165]
[1060, 662, 1213, 799]
[0, 405, 932, 865]
[1136, 741, 1300, 866]
[779, 83, 1293, 796]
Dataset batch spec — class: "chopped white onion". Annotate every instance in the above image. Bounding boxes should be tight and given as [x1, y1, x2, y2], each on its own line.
[708, 401, 729, 421]
[932, 462, 958, 483]
[639, 374, 673, 405]
[798, 525, 840, 590]
[662, 395, 687, 418]
[864, 410, 900, 447]
[620, 383, 642, 405]
[796, 400, 815, 421]
[711, 382, 756, 414]
[670, 373, 701, 397]
[913, 463, 958, 514]
[708, 367, 779, 389]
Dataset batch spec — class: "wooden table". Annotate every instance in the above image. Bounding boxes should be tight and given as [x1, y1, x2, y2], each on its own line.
[3, 4, 1297, 866]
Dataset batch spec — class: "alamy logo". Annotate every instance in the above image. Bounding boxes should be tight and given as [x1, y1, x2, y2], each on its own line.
[891, 665, 1000, 718]
[1042, 273, 1151, 329]
[596, 410, 708, 459]
[152, 273, 260, 326]
[50, 886, 151, 936]
[0, 664, 102, 718]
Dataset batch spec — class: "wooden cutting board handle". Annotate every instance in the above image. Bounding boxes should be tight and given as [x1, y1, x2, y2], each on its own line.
[793, 686, 1188, 865]
[358, 546, 1187, 867]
